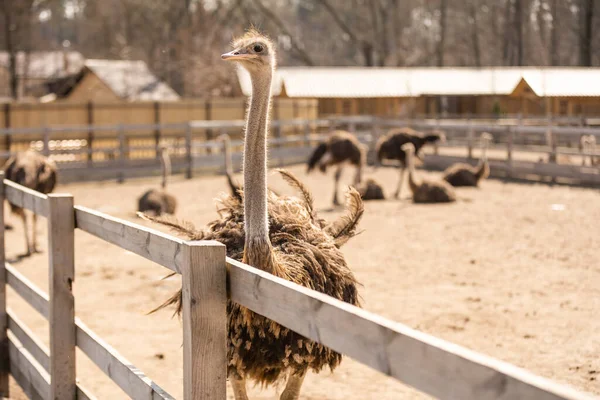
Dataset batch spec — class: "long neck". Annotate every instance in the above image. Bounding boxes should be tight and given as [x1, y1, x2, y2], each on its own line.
[407, 150, 419, 192]
[243, 70, 274, 266]
[477, 138, 489, 168]
[160, 151, 171, 189]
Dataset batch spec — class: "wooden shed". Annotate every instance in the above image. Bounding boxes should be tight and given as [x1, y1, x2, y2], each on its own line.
[236, 67, 600, 118]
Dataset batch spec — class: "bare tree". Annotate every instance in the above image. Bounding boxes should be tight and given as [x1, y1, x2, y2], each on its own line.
[579, 0, 594, 66]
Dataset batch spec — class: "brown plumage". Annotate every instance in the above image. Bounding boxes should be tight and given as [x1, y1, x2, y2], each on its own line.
[355, 178, 385, 200]
[376, 127, 445, 199]
[137, 146, 177, 216]
[4, 150, 57, 255]
[307, 130, 366, 205]
[443, 132, 493, 187]
[402, 142, 456, 203]
[143, 170, 363, 387]
[144, 29, 363, 400]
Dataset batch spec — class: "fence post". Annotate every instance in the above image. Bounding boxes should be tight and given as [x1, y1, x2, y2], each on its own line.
[303, 121, 311, 147]
[87, 101, 94, 165]
[205, 100, 213, 154]
[185, 122, 193, 179]
[118, 124, 125, 183]
[154, 101, 161, 159]
[506, 127, 514, 178]
[3, 104, 10, 163]
[47, 194, 76, 399]
[0, 172, 8, 397]
[467, 119, 474, 160]
[181, 240, 227, 400]
[43, 127, 50, 157]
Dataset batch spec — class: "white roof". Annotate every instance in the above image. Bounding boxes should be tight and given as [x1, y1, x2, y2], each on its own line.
[0, 51, 84, 79]
[237, 67, 600, 98]
[85, 59, 180, 101]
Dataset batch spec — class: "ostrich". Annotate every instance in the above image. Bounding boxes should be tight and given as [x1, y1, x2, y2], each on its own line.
[442, 132, 493, 187]
[376, 127, 445, 199]
[4, 150, 57, 256]
[307, 130, 383, 203]
[402, 142, 456, 203]
[142, 30, 363, 400]
[137, 145, 177, 216]
[581, 135, 599, 167]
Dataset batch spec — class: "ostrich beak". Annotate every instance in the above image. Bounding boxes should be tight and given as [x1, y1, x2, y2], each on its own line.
[221, 49, 250, 61]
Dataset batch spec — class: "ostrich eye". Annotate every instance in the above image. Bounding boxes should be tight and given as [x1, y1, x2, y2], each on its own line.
[253, 44, 264, 53]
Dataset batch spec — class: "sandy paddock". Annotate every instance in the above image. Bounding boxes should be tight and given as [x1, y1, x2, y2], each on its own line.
[4, 163, 600, 399]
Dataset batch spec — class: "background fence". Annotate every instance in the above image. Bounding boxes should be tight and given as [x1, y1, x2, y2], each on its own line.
[0, 173, 596, 400]
[0, 98, 318, 156]
[0, 115, 599, 186]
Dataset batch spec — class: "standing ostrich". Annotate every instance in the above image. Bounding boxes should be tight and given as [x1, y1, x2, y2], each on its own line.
[581, 135, 599, 167]
[376, 127, 445, 199]
[142, 30, 363, 400]
[307, 130, 383, 203]
[4, 150, 57, 255]
[402, 142, 456, 203]
[137, 145, 177, 215]
[442, 132, 493, 187]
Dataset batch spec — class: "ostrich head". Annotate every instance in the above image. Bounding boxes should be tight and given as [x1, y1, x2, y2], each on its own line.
[222, 29, 276, 75]
[481, 132, 493, 143]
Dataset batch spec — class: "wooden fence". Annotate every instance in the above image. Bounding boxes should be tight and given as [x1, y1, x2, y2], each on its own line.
[0, 173, 598, 398]
[1, 114, 599, 185]
[377, 118, 600, 185]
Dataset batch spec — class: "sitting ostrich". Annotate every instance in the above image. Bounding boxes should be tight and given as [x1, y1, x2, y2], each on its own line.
[4, 150, 57, 255]
[137, 145, 177, 216]
[442, 132, 493, 187]
[402, 142, 456, 203]
[376, 127, 445, 199]
[142, 30, 363, 400]
[307, 130, 384, 204]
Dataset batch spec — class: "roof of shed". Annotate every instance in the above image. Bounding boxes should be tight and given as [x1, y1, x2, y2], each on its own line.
[237, 67, 600, 98]
[85, 59, 180, 101]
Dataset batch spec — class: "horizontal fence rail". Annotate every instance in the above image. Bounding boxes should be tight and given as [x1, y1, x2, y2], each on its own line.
[1, 115, 600, 185]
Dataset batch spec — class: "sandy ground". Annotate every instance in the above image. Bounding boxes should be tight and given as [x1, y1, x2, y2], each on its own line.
[4, 163, 600, 399]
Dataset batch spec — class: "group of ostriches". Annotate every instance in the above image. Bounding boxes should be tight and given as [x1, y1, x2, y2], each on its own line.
[0, 29, 506, 400]
[308, 127, 494, 204]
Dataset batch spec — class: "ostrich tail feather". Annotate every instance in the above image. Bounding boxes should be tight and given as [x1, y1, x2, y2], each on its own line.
[326, 187, 364, 248]
[276, 169, 315, 216]
[137, 212, 202, 240]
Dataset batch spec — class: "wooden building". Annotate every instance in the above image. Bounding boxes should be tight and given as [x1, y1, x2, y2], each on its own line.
[42, 59, 180, 102]
[236, 67, 600, 118]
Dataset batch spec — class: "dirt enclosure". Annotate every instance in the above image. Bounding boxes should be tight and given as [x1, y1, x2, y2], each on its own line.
[4, 164, 600, 399]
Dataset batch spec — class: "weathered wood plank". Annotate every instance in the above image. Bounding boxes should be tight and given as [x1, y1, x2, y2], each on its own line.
[47, 194, 77, 399]
[8, 332, 50, 400]
[75, 318, 174, 400]
[77, 384, 97, 400]
[5, 263, 49, 319]
[74, 206, 185, 274]
[227, 258, 594, 400]
[3, 179, 49, 217]
[0, 172, 8, 397]
[181, 241, 227, 400]
[7, 310, 50, 372]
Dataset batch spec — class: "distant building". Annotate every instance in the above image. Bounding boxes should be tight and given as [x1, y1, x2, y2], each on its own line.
[43, 59, 180, 102]
[0, 51, 85, 99]
[236, 67, 600, 117]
